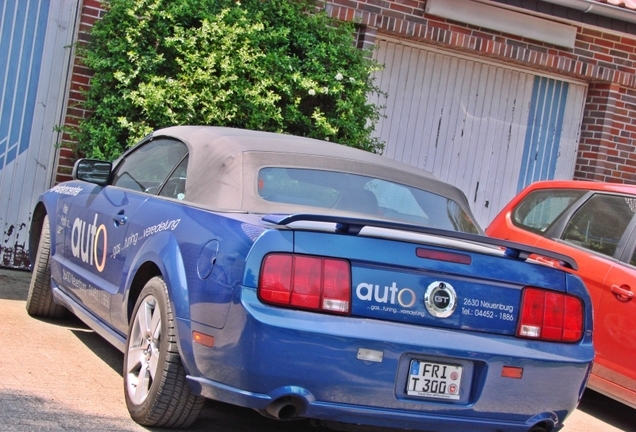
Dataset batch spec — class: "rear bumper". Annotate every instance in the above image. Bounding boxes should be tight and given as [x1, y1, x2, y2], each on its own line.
[182, 288, 593, 432]
[185, 375, 559, 432]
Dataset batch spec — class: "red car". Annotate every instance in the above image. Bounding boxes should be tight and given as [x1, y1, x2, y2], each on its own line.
[487, 180, 636, 410]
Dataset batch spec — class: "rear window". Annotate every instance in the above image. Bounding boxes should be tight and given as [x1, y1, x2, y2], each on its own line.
[512, 189, 586, 233]
[258, 168, 479, 233]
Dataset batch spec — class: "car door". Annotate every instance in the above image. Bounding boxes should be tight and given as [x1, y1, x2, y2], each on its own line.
[62, 138, 188, 322]
[108, 152, 190, 334]
[593, 234, 636, 399]
[62, 184, 149, 321]
[542, 193, 636, 397]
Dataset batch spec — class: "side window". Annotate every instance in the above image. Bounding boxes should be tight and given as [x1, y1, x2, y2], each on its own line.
[158, 156, 188, 200]
[562, 194, 636, 257]
[512, 189, 585, 233]
[111, 139, 188, 194]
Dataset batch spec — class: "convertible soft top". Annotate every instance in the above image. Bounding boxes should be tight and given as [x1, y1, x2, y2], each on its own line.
[150, 126, 473, 215]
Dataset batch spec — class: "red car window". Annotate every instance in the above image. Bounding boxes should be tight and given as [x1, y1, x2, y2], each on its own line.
[562, 194, 636, 258]
[512, 189, 585, 233]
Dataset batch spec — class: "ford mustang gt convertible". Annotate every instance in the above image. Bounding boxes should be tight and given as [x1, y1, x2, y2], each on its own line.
[27, 126, 593, 432]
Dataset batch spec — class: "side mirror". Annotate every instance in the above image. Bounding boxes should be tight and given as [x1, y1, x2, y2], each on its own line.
[72, 159, 112, 186]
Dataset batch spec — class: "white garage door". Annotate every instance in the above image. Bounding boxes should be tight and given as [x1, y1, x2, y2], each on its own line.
[370, 38, 587, 227]
[0, 0, 79, 268]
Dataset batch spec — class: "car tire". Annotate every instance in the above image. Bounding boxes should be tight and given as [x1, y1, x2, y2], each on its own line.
[26, 215, 67, 318]
[124, 276, 205, 428]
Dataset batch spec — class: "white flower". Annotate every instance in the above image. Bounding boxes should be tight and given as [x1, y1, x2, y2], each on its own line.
[325, 137, 330, 141]
[322, 87, 328, 94]
[349, 77, 356, 83]
[308, 89, 316, 96]
[335, 73, 343, 81]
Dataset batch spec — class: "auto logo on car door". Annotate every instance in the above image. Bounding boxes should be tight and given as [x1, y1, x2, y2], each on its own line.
[424, 281, 457, 318]
[71, 213, 108, 273]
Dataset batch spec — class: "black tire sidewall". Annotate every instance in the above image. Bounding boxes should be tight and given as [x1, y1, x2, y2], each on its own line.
[26, 214, 66, 318]
[26, 215, 51, 306]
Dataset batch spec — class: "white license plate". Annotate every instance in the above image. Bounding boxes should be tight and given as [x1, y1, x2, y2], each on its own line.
[406, 360, 462, 400]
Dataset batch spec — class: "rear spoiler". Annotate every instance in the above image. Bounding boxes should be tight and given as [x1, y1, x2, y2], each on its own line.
[262, 213, 578, 271]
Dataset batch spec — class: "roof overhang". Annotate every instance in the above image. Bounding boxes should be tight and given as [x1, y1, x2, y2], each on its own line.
[539, 0, 636, 24]
[426, 0, 577, 48]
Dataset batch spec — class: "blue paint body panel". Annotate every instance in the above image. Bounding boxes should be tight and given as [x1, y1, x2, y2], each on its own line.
[31, 127, 595, 432]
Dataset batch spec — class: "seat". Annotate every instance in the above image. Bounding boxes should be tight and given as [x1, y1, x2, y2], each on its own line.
[335, 189, 380, 215]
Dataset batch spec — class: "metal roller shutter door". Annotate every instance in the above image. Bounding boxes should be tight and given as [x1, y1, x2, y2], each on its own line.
[0, 0, 79, 268]
[370, 38, 586, 227]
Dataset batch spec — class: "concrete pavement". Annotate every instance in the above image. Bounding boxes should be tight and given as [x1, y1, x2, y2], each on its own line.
[1, 269, 143, 431]
[0, 268, 633, 431]
[0, 269, 323, 432]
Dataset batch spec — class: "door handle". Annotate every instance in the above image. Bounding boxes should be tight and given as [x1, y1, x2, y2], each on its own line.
[610, 284, 634, 301]
[114, 210, 127, 226]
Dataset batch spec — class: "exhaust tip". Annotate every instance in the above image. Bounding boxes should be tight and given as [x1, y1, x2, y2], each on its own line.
[265, 396, 303, 420]
[528, 422, 550, 432]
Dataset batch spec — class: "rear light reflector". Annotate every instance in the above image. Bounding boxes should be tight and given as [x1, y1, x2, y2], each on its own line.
[259, 253, 351, 314]
[192, 331, 215, 348]
[517, 287, 583, 343]
[501, 366, 523, 379]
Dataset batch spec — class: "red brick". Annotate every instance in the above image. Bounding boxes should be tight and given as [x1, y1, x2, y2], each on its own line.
[56, 0, 636, 185]
[620, 36, 636, 47]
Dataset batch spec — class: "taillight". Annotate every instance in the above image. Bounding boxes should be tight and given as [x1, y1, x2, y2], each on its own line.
[259, 253, 351, 314]
[517, 287, 583, 343]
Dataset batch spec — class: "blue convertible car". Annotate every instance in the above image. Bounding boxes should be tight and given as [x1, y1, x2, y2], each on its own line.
[27, 126, 593, 431]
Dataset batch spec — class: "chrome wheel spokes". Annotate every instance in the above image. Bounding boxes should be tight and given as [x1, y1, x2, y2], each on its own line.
[125, 295, 161, 405]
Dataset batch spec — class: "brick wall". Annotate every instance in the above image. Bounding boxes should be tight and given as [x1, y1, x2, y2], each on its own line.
[56, 0, 636, 184]
[55, 0, 105, 183]
[324, 0, 636, 183]
[577, 83, 636, 182]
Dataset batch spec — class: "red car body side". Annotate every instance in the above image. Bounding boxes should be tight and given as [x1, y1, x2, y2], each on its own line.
[487, 180, 636, 410]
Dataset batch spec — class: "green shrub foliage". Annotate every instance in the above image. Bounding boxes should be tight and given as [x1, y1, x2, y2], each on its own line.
[77, 0, 384, 160]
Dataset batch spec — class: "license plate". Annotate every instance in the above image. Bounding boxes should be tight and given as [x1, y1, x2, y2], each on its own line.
[406, 360, 462, 400]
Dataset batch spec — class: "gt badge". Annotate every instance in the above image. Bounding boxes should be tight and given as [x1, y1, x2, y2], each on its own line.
[424, 281, 457, 318]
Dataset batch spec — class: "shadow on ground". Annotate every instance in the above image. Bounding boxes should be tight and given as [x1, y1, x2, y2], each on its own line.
[0, 390, 144, 432]
[577, 389, 636, 432]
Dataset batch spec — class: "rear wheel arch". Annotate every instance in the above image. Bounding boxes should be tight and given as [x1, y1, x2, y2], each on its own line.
[127, 262, 162, 324]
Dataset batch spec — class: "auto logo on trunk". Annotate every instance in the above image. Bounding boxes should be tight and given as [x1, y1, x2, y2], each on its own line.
[424, 281, 457, 318]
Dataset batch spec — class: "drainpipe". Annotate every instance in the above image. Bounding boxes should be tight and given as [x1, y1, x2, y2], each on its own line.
[539, 0, 636, 23]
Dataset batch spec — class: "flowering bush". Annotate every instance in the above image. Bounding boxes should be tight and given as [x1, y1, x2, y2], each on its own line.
[75, 0, 384, 160]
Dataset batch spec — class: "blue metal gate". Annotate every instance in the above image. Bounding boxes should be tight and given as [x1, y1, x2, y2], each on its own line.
[517, 76, 570, 193]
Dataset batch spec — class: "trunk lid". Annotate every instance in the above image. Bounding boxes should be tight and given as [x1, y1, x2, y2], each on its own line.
[266, 214, 575, 336]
